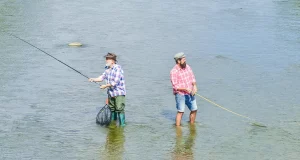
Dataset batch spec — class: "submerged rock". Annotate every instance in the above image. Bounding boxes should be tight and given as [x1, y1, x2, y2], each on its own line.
[68, 42, 82, 46]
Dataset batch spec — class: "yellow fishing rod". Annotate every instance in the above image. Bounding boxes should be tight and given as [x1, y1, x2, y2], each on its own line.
[195, 93, 266, 127]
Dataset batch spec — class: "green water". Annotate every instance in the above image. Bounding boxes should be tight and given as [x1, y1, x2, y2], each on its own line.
[1, 0, 300, 159]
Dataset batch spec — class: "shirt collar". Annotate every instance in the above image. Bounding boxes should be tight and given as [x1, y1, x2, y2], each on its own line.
[111, 64, 117, 69]
[105, 64, 117, 70]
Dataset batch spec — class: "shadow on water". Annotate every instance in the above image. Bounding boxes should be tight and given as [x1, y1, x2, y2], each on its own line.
[100, 126, 125, 160]
[172, 124, 197, 160]
[161, 109, 175, 121]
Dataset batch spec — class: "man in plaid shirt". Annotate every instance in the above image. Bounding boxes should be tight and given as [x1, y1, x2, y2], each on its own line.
[89, 53, 126, 126]
[170, 52, 198, 126]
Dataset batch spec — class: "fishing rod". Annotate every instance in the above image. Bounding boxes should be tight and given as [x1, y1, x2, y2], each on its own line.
[4, 31, 98, 84]
[4, 31, 112, 126]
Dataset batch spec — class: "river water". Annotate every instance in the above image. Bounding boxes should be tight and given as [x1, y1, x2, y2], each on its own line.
[1, 0, 300, 159]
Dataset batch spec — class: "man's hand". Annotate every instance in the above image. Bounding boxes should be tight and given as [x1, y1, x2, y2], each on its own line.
[100, 84, 107, 89]
[177, 88, 189, 93]
[100, 84, 112, 89]
[88, 78, 94, 82]
[191, 85, 197, 96]
[184, 88, 191, 94]
[89, 77, 103, 82]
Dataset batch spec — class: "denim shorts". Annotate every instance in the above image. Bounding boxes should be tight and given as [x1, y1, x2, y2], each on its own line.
[175, 94, 197, 112]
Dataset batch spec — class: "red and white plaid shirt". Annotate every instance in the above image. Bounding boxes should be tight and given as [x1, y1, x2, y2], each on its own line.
[170, 64, 196, 95]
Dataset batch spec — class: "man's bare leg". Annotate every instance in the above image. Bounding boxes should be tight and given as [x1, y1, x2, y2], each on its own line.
[175, 112, 184, 126]
[189, 110, 197, 124]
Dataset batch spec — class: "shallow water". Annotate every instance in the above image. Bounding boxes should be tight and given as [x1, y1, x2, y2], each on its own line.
[1, 0, 300, 159]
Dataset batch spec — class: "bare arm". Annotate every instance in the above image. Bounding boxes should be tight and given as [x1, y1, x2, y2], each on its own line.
[190, 82, 197, 96]
[89, 70, 107, 82]
[176, 88, 190, 92]
[88, 75, 103, 82]
[100, 83, 112, 89]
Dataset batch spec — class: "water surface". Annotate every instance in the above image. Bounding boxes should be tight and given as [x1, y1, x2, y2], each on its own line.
[1, 0, 300, 159]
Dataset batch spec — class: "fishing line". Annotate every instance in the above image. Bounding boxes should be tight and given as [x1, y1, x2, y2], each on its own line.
[195, 93, 266, 127]
[4, 31, 98, 84]
[4, 31, 112, 125]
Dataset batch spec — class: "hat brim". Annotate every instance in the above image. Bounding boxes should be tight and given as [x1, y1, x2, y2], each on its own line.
[174, 55, 185, 60]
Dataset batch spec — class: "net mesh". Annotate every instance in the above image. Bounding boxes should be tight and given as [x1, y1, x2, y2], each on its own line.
[96, 104, 111, 126]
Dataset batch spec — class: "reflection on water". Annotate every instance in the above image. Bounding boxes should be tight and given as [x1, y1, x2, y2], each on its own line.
[102, 126, 125, 160]
[172, 124, 197, 160]
[1, 0, 300, 159]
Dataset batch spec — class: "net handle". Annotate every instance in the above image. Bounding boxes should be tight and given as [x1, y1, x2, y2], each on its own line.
[106, 98, 109, 105]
